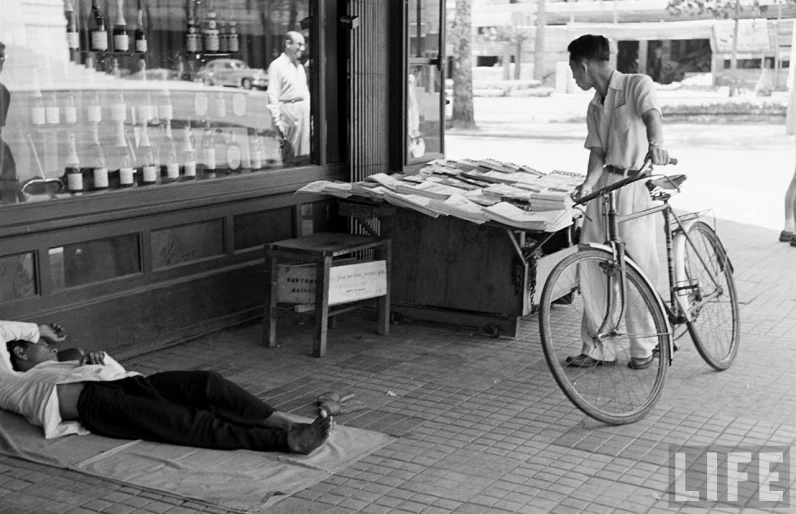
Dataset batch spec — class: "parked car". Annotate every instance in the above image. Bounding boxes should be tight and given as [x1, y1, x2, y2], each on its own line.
[195, 59, 268, 90]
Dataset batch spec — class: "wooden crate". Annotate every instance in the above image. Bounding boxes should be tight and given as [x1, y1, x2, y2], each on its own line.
[277, 260, 388, 306]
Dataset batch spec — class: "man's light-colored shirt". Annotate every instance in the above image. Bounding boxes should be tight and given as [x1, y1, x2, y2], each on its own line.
[266, 53, 309, 121]
[0, 321, 139, 438]
[584, 71, 660, 171]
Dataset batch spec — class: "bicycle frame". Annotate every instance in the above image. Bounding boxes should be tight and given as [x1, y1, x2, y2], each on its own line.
[588, 173, 726, 364]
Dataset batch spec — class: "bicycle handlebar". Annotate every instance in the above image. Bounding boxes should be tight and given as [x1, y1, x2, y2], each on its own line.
[573, 157, 678, 206]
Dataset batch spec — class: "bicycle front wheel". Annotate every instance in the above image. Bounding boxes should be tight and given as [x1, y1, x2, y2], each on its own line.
[680, 221, 740, 370]
[539, 248, 671, 425]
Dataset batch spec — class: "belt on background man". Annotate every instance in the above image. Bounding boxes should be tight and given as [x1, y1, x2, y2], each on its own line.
[604, 165, 629, 176]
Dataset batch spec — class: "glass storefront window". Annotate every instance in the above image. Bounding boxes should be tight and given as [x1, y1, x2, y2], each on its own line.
[407, 0, 444, 164]
[0, 0, 314, 205]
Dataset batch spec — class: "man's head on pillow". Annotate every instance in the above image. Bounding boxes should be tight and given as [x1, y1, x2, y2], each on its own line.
[6, 340, 58, 372]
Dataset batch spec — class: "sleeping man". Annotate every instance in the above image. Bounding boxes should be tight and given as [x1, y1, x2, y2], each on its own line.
[0, 320, 332, 455]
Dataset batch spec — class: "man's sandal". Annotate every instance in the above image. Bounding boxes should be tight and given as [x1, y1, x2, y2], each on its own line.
[564, 354, 616, 368]
[628, 355, 655, 370]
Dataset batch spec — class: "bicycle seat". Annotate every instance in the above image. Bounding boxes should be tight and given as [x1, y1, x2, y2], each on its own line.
[647, 174, 686, 191]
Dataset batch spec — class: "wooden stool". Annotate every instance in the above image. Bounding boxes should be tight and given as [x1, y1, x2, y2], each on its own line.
[263, 232, 391, 357]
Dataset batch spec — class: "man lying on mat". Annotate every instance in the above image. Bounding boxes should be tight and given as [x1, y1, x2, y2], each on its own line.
[0, 320, 332, 455]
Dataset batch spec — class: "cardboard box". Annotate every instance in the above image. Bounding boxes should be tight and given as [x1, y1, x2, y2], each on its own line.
[277, 260, 388, 306]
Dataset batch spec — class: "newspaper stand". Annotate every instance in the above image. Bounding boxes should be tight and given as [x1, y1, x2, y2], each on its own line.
[340, 200, 576, 337]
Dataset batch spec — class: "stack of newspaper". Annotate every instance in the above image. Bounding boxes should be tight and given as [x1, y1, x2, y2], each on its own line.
[295, 159, 584, 232]
[483, 202, 573, 232]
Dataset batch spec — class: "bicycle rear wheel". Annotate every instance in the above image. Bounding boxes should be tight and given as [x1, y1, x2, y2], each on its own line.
[680, 221, 740, 370]
[539, 249, 671, 425]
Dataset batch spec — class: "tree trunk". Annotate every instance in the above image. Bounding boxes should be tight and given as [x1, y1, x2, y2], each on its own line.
[515, 40, 522, 80]
[534, 0, 546, 81]
[452, 0, 476, 129]
[729, 0, 741, 97]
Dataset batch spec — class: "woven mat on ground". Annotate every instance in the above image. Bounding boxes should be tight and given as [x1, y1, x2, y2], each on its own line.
[0, 409, 393, 513]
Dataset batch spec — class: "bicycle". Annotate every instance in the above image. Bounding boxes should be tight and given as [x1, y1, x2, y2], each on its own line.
[538, 159, 740, 425]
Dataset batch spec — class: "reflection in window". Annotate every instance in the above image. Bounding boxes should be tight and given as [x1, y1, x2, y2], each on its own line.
[406, 0, 443, 163]
[0, 252, 37, 302]
[49, 234, 140, 290]
[0, 0, 313, 205]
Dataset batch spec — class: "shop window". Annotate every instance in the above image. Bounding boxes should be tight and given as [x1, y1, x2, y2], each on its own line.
[0, 252, 37, 302]
[0, 0, 314, 206]
[407, 0, 445, 165]
[152, 219, 224, 269]
[49, 234, 140, 290]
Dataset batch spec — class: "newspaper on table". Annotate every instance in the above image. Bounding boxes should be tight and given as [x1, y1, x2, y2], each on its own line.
[295, 159, 584, 232]
[483, 203, 573, 232]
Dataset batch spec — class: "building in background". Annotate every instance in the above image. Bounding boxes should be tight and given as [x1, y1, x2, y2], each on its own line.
[464, 0, 796, 89]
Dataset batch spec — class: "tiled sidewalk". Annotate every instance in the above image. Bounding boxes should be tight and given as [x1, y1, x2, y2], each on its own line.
[1, 218, 795, 514]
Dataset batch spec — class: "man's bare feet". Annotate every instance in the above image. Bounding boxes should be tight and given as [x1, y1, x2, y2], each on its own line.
[286, 411, 333, 455]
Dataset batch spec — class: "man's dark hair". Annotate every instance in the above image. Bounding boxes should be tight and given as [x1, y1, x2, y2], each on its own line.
[568, 35, 610, 62]
[6, 340, 31, 371]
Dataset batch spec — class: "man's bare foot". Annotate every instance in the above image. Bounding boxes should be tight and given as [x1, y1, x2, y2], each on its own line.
[287, 412, 333, 455]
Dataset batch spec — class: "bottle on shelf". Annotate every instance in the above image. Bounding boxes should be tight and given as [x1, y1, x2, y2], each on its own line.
[163, 135, 180, 183]
[112, 0, 129, 53]
[86, 91, 102, 124]
[140, 145, 158, 185]
[204, 4, 220, 53]
[248, 129, 263, 171]
[89, 124, 109, 190]
[118, 149, 136, 188]
[65, 0, 80, 52]
[65, 133, 84, 194]
[218, 20, 228, 53]
[109, 56, 122, 78]
[64, 91, 78, 125]
[263, 130, 282, 167]
[110, 91, 126, 123]
[185, 1, 202, 53]
[213, 126, 228, 175]
[157, 81, 173, 122]
[134, 0, 148, 53]
[137, 118, 152, 148]
[89, 0, 109, 52]
[198, 121, 216, 178]
[226, 130, 242, 174]
[45, 92, 60, 125]
[227, 21, 239, 53]
[181, 122, 197, 180]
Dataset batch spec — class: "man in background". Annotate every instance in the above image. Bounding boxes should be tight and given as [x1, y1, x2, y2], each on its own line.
[267, 31, 310, 164]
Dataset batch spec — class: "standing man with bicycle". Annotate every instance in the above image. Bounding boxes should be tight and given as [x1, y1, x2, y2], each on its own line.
[565, 34, 671, 370]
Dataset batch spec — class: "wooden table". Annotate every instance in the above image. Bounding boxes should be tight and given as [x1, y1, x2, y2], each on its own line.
[339, 200, 575, 337]
[263, 232, 391, 357]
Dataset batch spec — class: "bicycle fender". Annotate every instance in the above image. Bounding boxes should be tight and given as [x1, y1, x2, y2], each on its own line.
[672, 220, 696, 322]
[673, 220, 734, 322]
[577, 242, 673, 348]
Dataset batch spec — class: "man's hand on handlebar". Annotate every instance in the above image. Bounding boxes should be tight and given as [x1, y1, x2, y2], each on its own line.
[646, 146, 670, 166]
[573, 177, 599, 202]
